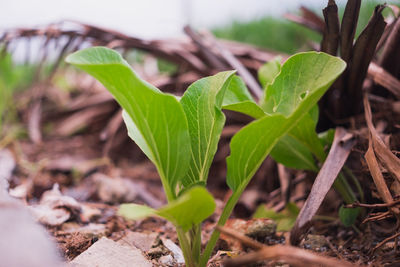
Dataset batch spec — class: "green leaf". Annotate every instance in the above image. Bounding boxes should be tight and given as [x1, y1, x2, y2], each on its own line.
[339, 205, 360, 227]
[222, 76, 265, 119]
[261, 52, 345, 117]
[258, 56, 282, 88]
[118, 187, 216, 232]
[66, 47, 191, 200]
[270, 134, 318, 171]
[118, 203, 156, 220]
[227, 52, 346, 192]
[180, 71, 236, 187]
[253, 202, 299, 231]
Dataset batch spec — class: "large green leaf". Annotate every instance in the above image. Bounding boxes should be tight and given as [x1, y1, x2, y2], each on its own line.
[227, 52, 346, 192]
[222, 76, 265, 119]
[66, 47, 191, 200]
[180, 71, 235, 187]
[261, 52, 345, 116]
[118, 187, 216, 232]
[257, 57, 326, 168]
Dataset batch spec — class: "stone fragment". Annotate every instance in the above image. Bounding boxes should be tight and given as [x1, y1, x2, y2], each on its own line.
[159, 255, 175, 266]
[70, 237, 152, 267]
[162, 238, 185, 264]
[245, 218, 277, 238]
[118, 231, 158, 252]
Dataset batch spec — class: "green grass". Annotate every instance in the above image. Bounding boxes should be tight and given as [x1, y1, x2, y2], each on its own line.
[213, 17, 320, 54]
[0, 52, 36, 135]
[213, 0, 393, 54]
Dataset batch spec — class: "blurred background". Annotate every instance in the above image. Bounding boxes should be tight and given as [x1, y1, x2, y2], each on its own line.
[1, 0, 384, 60]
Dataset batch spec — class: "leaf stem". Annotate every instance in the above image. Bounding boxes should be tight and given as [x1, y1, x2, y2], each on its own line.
[176, 228, 195, 267]
[199, 189, 242, 267]
[334, 172, 357, 204]
[343, 166, 364, 203]
[157, 169, 176, 202]
[190, 224, 202, 263]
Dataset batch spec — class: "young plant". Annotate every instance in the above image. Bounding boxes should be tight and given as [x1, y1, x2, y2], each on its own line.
[257, 56, 362, 225]
[66, 47, 345, 267]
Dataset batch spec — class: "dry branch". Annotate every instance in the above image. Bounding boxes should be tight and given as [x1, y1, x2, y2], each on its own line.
[218, 226, 358, 267]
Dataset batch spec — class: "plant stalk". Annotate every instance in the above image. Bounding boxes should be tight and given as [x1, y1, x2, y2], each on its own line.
[199, 188, 243, 267]
[190, 224, 202, 263]
[177, 228, 196, 267]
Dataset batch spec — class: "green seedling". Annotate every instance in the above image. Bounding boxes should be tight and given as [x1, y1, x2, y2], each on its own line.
[66, 47, 345, 267]
[257, 56, 361, 226]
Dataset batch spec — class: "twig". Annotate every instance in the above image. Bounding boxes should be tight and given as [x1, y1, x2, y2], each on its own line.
[183, 26, 227, 71]
[345, 199, 400, 209]
[283, 13, 324, 34]
[368, 62, 400, 99]
[216, 225, 263, 250]
[202, 30, 263, 99]
[363, 211, 393, 223]
[218, 226, 358, 267]
[372, 232, 400, 253]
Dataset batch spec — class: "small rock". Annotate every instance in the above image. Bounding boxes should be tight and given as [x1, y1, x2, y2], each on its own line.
[161, 238, 185, 264]
[159, 255, 175, 266]
[245, 218, 277, 238]
[118, 231, 158, 252]
[70, 237, 152, 267]
[302, 234, 329, 252]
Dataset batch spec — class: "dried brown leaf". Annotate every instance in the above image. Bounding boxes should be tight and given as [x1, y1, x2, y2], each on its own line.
[364, 94, 400, 184]
[365, 140, 399, 215]
[290, 128, 356, 245]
